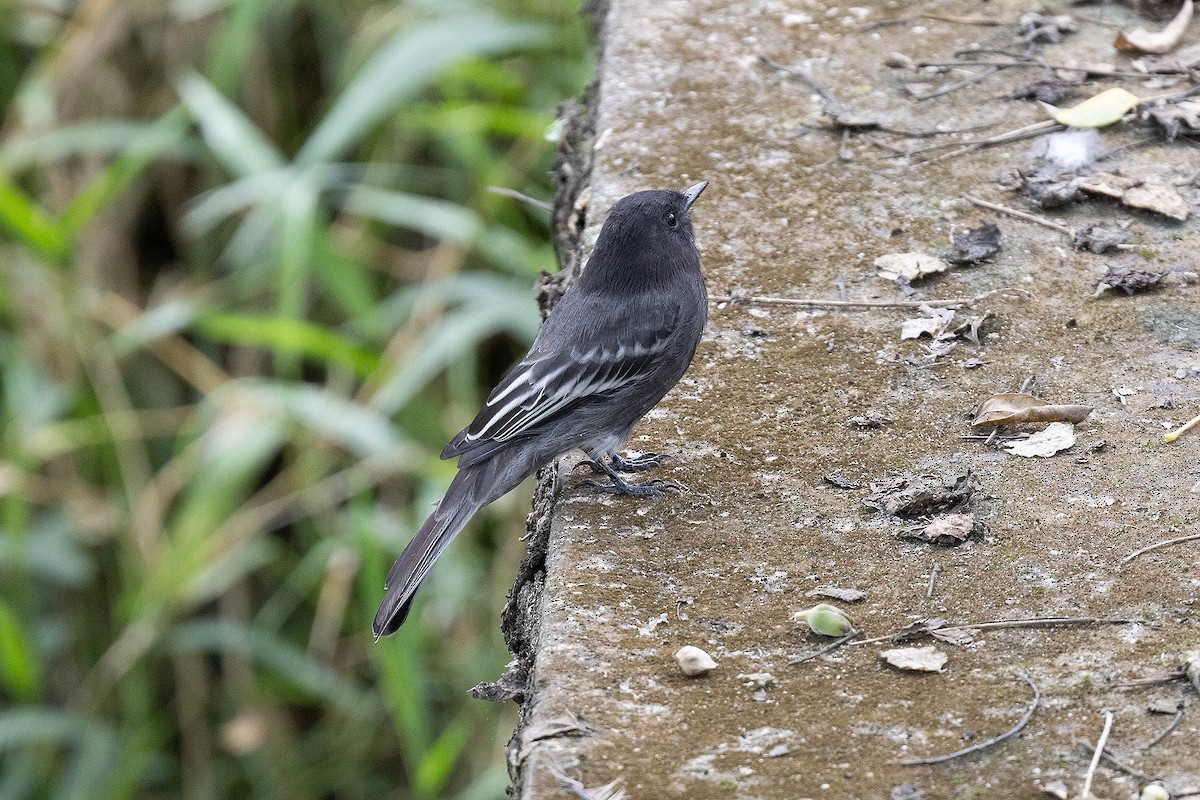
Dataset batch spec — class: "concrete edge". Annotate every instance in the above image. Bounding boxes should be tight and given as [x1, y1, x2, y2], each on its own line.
[494, 0, 610, 791]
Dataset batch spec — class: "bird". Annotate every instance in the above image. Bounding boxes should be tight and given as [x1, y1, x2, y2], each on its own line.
[373, 181, 709, 638]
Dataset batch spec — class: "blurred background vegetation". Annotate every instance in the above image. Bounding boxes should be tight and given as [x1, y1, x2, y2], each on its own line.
[0, 0, 590, 797]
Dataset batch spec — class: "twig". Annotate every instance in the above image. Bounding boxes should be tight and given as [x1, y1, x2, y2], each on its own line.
[1114, 671, 1186, 688]
[926, 564, 939, 598]
[914, 119, 1062, 164]
[964, 195, 1072, 235]
[1164, 411, 1200, 442]
[920, 13, 1005, 25]
[915, 59, 1154, 78]
[963, 195, 1141, 251]
[899, 673, 1039, 765]
[759, 56, 839, 105]
[789, 630, 859, 665]
[913, 66, 1002, 101]
[1121, 532, 1200, 565]
[1078, 742, 1147, 781]
[1081, 711, 1114, 800]
[711, 287, 1029, 311]
[849, 616, 1134, 647]
[1140, 708, 1184, 752]
[487, 185, 552, 211]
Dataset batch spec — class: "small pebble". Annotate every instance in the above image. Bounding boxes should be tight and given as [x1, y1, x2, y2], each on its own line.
[675, 645, 717, 676]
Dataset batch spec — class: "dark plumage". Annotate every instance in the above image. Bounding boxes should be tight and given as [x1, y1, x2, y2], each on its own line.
[374, 182, 709, 638]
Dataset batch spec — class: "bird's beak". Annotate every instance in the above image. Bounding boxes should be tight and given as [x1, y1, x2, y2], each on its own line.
[682, 181, 708, 209]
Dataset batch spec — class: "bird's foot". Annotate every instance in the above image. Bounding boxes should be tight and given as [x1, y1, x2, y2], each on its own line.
[576, 451, 672, 475]
[611, 451, 671, 472]
[582, 477, 681, 497]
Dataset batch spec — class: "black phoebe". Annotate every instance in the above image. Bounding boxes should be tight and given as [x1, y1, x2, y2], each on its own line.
[374, 182, 708, 637]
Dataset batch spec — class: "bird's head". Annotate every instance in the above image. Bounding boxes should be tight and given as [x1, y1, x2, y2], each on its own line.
[584, 182, 707, 287]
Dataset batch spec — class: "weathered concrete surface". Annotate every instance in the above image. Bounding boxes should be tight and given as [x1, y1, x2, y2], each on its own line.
[514, 1, 1200, 798]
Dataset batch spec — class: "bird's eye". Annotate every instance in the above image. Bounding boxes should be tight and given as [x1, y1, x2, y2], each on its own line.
[666, 212, 678, 228]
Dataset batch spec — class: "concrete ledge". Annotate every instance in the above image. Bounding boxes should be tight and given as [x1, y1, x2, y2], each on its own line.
[512, 1, 1200, 797]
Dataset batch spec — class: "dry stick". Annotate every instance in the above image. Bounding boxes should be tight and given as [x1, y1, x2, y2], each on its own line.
[789, 630, 859, 665]
[1114, 671, 1186, 688]
[926, 563, 940, 598]
[913, 65, 1002, 100]
[899, 673, 1039, 765]
[1081, 711, 1114, 800]
[711, 287, 1028, 311]
[487, 185, 552, 211]
[849, 616, 1133, 647]
[963, 195, 1142, 252]
[915, 59, 1157, 78]
[916, 120, 1063, 164]
[1140, 708, 1184, 752]
[1078, 742, 1147, 781]
[759, 56, 839, 105]
[1121, 532, 1200, 565]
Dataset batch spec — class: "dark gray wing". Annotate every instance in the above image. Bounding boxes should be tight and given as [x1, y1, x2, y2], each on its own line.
[442, 301, 678, 460]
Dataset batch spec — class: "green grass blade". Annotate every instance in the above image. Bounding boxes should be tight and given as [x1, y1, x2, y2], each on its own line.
[194, 312, 380, 376]
[342, 186, 482, 245]
[0, 175, 70, 264]
[0, 600, 41, 702]
[176, 71, 287, 179]
[296, 16, 550, 167]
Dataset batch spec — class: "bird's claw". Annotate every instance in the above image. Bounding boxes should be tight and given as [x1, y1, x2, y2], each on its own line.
[582, 477, 682, 497]
[611, 452, 671, 472]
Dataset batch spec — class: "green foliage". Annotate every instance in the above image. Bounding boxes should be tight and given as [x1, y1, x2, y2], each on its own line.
[0, 0, 590, 797]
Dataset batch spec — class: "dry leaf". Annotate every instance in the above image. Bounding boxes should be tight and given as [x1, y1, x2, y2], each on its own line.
[1095, 264, 1164, 296]
[1132, 42, 1200, 73]
[1004, 422, 1077, 457]
[1051, 87, 1140, 127]
[950, 221, 1001, 264]
[874, 253, 949, 282]
[1073, 224, 1131, 253]
[901, 306, 955, 340]
[881, 646, 948, 672]
[864, 471, 976, 518]
[930, 626, 977, 646]
[1115, 0, 1194, 54]
[971, 393, 1093, 427]
[907, 513, 976, 546]
[1122, 181, 1189, 220]
[1076, 172, 1189, 220]
[1144, 99, 1200, 139]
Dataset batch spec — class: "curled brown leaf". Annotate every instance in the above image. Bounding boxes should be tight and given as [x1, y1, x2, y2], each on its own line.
[971, 393, 1093, 427]
[1114, 0, 1193, 54]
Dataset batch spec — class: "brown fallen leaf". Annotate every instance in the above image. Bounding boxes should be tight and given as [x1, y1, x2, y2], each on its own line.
[971, 392, 1093, 427]
[930, 626, 977, 646]
[1115, 0, 1194, 54]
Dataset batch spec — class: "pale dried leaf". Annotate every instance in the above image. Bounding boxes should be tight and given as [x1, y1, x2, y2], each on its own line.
[912, 513, 976, 545]
[1003, 422, 1077, 457]
[881, 646, 948, 672]
[875, 252, 949, 282]
[1115, 0, 1194, 54]
[1075, 171, 1137, 198]
[971, 393, 1093, 427]
[930, 626, 977, 646]
[1051, 87, 1140, 128]
[1144, 99, 1200, 139]
[1122, 181, 1189, 220]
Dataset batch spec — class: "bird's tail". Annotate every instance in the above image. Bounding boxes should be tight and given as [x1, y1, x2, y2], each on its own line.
[372, 467, 487, 639]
